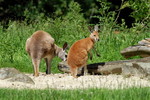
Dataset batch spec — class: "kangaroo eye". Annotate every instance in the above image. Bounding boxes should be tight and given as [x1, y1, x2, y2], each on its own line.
[65, 55, 67, 58]
[94, 35, 96, 36]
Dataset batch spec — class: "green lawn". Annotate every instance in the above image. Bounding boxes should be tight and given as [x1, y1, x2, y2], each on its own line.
[0, 87, 150, 100]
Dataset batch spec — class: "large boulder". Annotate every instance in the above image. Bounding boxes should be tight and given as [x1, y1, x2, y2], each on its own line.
[0, 68, 20, 79]
[121, 38, 150, 58]
[58, 57, 150, 79]
[0, 68, 34, 84]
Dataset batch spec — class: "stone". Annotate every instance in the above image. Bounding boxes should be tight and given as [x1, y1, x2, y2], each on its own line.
[58, 58, 150, 79]
[0, 68, 20, 79]
[122, 63, 148, 78]
[8, 73, 35, 84]
[0, 67, 34, 84]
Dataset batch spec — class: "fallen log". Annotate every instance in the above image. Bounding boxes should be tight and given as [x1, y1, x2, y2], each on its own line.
[121, 38, 150, 58]
[58, 57, 150, 78]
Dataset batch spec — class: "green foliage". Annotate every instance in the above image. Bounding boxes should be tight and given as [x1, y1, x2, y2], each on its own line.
[129, 0, 150, 23]
[0, 87, 150, 100]
[0, 0, 149, 24]
[95, 0, 116, 30]
[23, 1, 45, 21]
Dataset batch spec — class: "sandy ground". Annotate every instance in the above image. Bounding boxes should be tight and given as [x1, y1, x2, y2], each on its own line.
[0, 73, 150, 90]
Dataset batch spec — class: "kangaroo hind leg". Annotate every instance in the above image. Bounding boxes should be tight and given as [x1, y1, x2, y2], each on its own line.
[70, 66, 78, 78]
[32, 58, 41, 76]
[44, 58, 52, 74]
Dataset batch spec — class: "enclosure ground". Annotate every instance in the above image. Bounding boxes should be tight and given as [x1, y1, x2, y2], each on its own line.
[0, 73, 150, 90]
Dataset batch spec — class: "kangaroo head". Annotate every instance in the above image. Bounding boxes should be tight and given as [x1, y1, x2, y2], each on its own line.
[90, 25, 99, 42]
[57, 42, 68, 61]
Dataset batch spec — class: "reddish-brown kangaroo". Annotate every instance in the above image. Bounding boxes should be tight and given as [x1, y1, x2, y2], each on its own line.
[67, 25, 99, 78]
[26, 30, 68, 76]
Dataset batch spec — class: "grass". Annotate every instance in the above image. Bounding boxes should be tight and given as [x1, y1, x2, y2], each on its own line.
[0, 87, 150, 100]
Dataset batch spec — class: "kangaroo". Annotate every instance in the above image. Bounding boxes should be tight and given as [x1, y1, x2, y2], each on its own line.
[67, 25, 99, 78]
[26, 30, 68, 76]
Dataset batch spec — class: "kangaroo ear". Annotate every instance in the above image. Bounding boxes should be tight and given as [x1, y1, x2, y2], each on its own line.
[88, 26, 93, 33]
[63, 42, 68, 50]
[94, 25, 99, 31]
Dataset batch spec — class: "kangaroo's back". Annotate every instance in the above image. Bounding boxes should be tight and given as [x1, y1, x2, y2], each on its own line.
[26, 30, 54, 58]
[67, 37, 94, 67]
[25, 30, 68, 76]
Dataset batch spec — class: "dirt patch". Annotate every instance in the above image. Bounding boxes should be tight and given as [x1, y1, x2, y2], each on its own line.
[0, 73, 150, 90]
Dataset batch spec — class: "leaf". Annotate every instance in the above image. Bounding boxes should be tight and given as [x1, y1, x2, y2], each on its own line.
[120, 1, 130, 10]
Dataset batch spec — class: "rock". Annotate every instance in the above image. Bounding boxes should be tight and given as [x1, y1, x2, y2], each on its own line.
[58, 57, 150, 79]
[122, 63, 148, 78]
[0, 67, 34, 84]
[121, 45, 150, 58]
[58, 61, 70, 73]
[121, 38, 150, 58]
[0, 68, 20, 79]
[8, 73, 34, 84]
[98, 64, 122, 75]
[138, 38, 150, 46]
